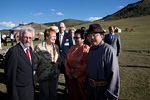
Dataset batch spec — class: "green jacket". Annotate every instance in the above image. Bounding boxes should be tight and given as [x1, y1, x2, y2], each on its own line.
[34, 41, 62, 81]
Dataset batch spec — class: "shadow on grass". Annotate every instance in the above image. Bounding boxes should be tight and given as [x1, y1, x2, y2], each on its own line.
[0, 80, 68, 100]
[34, 84, 68, 100]
[0, 72, 6, 84]
[57, 93, 68, 100]
[0, 91, 8, 100]
[0, 65, 68, 100]
[121, 65, 150, 68]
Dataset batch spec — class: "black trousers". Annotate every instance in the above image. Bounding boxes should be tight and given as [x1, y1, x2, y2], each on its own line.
[39, 77, 57, 100]
[3, 39, 7, 46]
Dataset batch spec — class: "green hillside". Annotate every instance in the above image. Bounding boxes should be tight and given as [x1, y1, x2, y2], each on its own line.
[0, 15, 150, 100]
[74, 15, 150, 100]
[73, 15, 150, 52]
[27, 22, 48, 33]
[44, 19, 90, 28]
[102, 0, 150, 21]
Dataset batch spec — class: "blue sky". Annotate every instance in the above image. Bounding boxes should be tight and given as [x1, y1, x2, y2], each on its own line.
[0, 0, 141, 30]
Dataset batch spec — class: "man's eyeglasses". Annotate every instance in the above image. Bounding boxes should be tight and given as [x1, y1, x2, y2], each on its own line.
[74, 37, 81, 39]
[87, 34, 100, 38]
[23, 37, 33, 40]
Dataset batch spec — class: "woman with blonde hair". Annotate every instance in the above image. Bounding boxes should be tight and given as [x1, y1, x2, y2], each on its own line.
[68, 27, 76, 45]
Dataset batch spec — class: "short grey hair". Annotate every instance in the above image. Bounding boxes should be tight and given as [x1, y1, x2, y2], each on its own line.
[19, 26, 35, 40]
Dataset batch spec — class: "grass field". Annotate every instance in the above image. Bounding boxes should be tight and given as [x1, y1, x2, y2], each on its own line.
[0, 15, 150, 100]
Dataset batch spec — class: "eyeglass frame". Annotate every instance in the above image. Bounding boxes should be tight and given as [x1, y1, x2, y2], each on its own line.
[23, 36, 33, 40]
[87, 33, 101, 38]
[73, 37, 81, 39]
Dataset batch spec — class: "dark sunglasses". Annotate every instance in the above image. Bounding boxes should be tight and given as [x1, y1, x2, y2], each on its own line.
[74, 37, 81, 39]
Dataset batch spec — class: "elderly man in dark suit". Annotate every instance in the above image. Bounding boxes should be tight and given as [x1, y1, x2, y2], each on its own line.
[55, 22, 73, 93]
[104, 26, 121, 56]
[5, 26, 35, 100]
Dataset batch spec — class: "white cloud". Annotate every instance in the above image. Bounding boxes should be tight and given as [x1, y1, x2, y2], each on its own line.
[33, 13, 43, 16]
[51, 9, 55, 11]
[56, 12, 64, 15]
[86, 17, 102, 21]
[22, 22, 27, 25]
[117, 6, 124, 8]
[0, 22, 16, 28]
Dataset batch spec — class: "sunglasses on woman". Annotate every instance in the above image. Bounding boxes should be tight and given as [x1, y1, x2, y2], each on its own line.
[74, 37, 81, 39]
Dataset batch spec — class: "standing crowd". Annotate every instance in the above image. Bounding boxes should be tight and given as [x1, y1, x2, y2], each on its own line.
[4, 22, 121, 100]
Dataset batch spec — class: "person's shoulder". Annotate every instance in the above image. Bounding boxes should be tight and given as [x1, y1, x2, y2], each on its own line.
[104, 34, 109, 39]
[104, 42, 112, 48]
[70, 45, 76, 49]
[114, 33, 120, 37]
[6, 44, 19, 54]
[105, 33, 109, 36]
[103, 43, 116, 53]
[54, 44, 59, 49]
[56, 32, 59, 36]
[34, 41, 45, 51]
[11, 44, 19, 50]
[65, 32, 71, 37]
[38, 41, 45, 47]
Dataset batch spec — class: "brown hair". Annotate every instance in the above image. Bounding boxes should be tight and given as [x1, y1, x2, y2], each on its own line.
[44, 28, 56, 40]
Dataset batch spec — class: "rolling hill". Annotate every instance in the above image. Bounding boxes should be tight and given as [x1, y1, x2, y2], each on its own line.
[1, 0, 150, 33]
[102, 0, 150, 21]
[27, 22, 48, 31]
[44, 19, 90, 27]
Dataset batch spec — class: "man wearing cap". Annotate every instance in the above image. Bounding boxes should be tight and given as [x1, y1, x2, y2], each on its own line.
[86, 24, 120, 100]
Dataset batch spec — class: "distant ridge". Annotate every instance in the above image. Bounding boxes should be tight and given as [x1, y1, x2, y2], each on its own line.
[102, 0, 150, 21]
[44, 19, 90, 27]
[1, 0, 150, 33]
[27, 22, 48, 30]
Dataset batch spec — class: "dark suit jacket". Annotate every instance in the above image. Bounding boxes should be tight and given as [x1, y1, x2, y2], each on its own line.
[55, 32, 73, 64]
[5, 43, 34, 100]
[104, 33, 121, 55]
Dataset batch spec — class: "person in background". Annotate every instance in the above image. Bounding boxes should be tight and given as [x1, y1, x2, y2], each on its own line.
[5, 26, 35, 100]
[68, 27, 76, 45]
[15, 31, 20, 44]
[10, 32, 14, 46]
[86, 24, 120, 100]
[2, 33, 7, 46]
[84, 29, 91, 46]
[81, 27, 91, 46]
[34, 28, 61, 100]
[65, 29, 90, 100]
[104, 26, 121, 56]
[0, 32, 2, 49]
[81, 26, 86, 31]
[55, 22, 73, 93]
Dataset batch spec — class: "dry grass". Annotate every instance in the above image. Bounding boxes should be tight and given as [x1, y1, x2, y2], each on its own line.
[0, 15, 150, 100]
